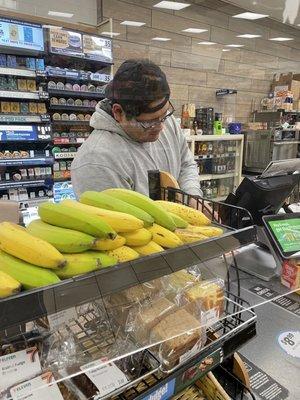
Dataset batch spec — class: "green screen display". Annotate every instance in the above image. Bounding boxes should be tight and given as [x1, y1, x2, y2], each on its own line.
[269, 218, 300, 253]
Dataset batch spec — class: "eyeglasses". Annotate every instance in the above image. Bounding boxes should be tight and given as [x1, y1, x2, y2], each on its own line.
[134, 101, 175, 130]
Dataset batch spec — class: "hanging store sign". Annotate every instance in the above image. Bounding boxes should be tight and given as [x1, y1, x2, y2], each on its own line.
[83, 35, 112, 62]
[49, 28, 83, 58]
[0, 18, 44, 52]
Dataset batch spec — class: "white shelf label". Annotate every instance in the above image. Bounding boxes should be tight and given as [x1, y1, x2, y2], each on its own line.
[48, 307, 78, 330]
[10, 372, 63, 400]
[54, 152, 77, 159]
[0, 347, 41, 391]
[80, 358, 128, 397]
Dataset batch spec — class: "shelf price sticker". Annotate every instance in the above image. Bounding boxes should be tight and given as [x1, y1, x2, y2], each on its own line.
[0, 347, 41, 392]
[80, 358, 128, 397]
[10, 372, 63, 400]
[278, 331, 300, 359]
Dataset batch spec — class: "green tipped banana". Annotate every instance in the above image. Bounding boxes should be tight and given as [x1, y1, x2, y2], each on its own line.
[27, 220, 96, 253]
[0, 250, 60, 290]
[103, 189, 177, 232]
[38, 202, 116, 239]
[57, 251, 117, 279]
[168, 212, 188, 229]
[80, 191, 154, 228]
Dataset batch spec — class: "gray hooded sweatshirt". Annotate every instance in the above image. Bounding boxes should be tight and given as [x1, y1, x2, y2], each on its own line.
[71, 100, 201, 197]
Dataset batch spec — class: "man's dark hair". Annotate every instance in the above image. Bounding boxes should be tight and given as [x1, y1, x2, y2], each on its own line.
[105, 59, 170, 119]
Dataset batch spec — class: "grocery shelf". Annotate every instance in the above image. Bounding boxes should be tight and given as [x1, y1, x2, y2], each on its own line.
[49, 104, 95, 112]
[0, 66, 36, 77]
[48, 88, 105, 99]
[187, 135, 244, 142]
[199, 172, 238, 181]
[45, 66, 111, 83]
[113, 293, 256, 400]
[54, 152, 77, 159]
[0, 114, 51, 123]
[0, 157, 54, 167]
[0, 179, 50, 190]
[0, 224, 256, 331]
[195, 153, 239, 160]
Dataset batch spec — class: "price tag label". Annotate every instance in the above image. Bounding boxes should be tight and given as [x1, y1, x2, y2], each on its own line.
[278, 331, 300, 358]
[0, 348, 41, 391]
[10, 372, 63, 400]
[47, 307, 78, 330]
[80, 359, 128, 397]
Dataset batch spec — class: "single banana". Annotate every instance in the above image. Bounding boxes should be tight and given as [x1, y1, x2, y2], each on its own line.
[57, 252, 117, 279]
[0, 250, 61, 289]
[120, 228, 152, 247]
[38, 202, 116, 239]
[148, 224, 183, 248]
[103, 189, 177, 232]
[0, 270, 21, 298]
[133, 241, 164, 256]
[168, 211, 188, 229]
[92, 235, 126, 251]
[0, 222, 66, 269]
[107, 246, 139, 262]
[62, 199, 143, 232]
[80, 191, 154, 228]
[27, 220, 96, 253]
[175, 229, 208, 244]
[186, 225, 223, 237]
[155, 201, 210, 226]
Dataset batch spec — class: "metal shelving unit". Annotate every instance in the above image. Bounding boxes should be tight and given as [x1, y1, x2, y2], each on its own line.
[48, 88, 105, 99]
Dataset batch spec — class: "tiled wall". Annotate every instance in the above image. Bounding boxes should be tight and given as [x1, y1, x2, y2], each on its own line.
[100, 0, 300, 123]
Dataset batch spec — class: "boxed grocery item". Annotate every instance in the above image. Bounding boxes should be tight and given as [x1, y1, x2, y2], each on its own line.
[17, 78, 28, 91]
[281, 259, 300, 294]
[1, 101, 11, 113]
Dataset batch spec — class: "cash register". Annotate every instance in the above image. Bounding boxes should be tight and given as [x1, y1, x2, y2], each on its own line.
[221, 159, 300, 280]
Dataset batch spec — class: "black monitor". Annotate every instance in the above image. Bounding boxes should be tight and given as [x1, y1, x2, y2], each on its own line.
[220, 159, 300, 227]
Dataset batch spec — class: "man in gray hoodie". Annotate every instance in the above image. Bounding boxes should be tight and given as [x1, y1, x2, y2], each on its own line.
[71, 59, 201, 197]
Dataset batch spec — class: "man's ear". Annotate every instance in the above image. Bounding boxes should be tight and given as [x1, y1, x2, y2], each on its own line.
[112, 103, 123, 122]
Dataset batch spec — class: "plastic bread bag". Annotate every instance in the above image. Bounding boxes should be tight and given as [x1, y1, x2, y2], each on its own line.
[177, 278, 225, 327]
[103, 278, 163, 329]
[149, 304, 207, 372]
[125, 296, 178, 346]
[161, 268, 202, 302]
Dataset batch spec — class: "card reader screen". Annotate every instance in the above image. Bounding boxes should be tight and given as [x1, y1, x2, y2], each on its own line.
[269, 218, 300, 253]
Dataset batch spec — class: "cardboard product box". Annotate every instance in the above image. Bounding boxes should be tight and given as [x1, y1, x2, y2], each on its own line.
[271, 73, 300, 99]
[0, 200, 19, 223]
[281, 259, 300, 295]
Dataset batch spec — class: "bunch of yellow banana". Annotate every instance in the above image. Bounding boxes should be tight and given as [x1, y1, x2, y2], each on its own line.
[57, 252, 117, 279]
[133, 241, 164, 256]
[147, 224, 183, 248]
[186, 225, 223, 237]
[107, 246, 139, 262]
[61, 199, 144, 232]
[0, 222, 66, 269]
[155, 201, 210, 226]
[175, 229, 208, 244]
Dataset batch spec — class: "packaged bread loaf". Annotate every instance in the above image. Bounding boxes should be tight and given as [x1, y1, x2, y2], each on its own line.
[127, 297, 177, 345]
[150, 308, 205, 370]
[181, 279, 225, 326]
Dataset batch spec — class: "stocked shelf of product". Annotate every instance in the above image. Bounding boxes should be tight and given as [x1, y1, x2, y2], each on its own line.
[52, 119, 91, 126]
[0, 66, 37, 77]
[0, 179, 50, 190]
[44, 66, 111, 83]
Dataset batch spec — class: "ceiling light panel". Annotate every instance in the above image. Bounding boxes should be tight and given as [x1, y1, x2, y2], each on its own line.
[269, 37, 294, 41]
[222, 49, 230, 52]
[182, 28, 208, 33]
[154, 1, 190, 10]
[237, 34, 261, 38]
[197, 41, 216, 45]
[48, 11, 74, 18]
[226, 44, 244, 47]
[232, 12, 268, 20]
[120, 21, 145, 26]
[152, 37, 171, 41]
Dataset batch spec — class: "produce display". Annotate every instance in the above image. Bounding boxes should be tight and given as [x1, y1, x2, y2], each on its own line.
[0, 188, 224, 298]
